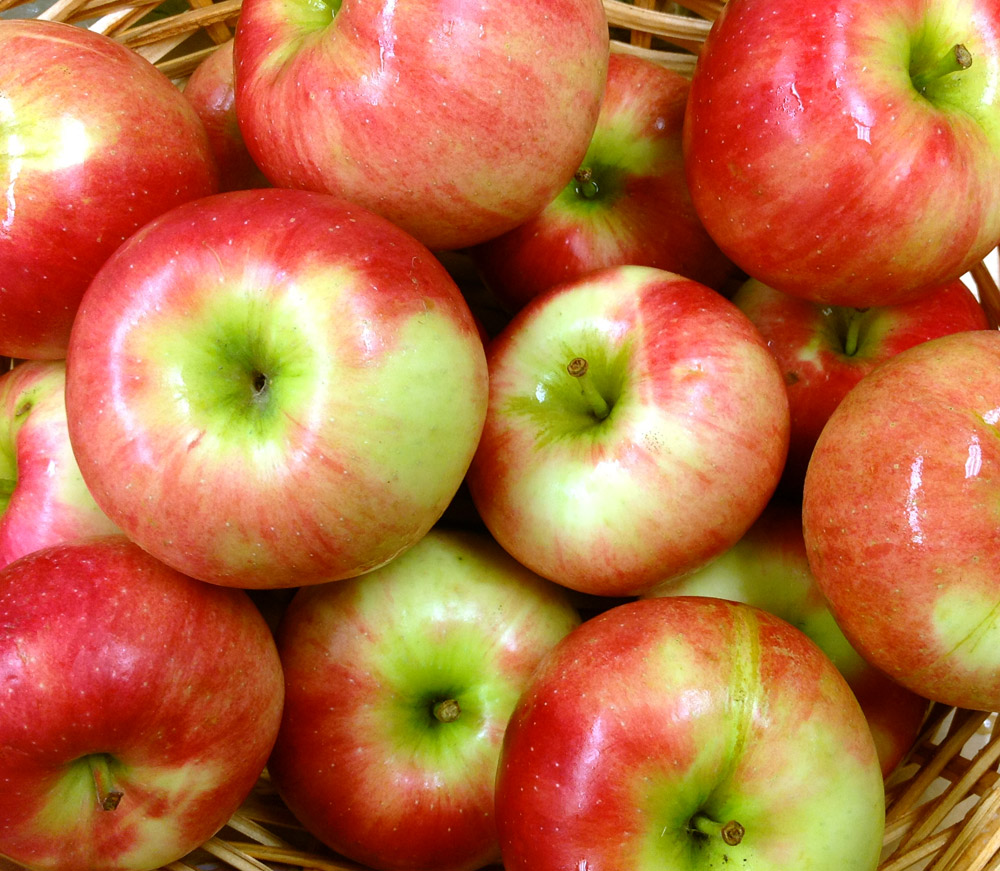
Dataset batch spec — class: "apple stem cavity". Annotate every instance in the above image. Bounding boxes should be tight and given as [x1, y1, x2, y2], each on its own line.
[432, 698, 461, 723]
[687, 813, 745, 846]
[567, 357, 611, 421]
[88, 754, 124, 811]
[573, 167, 600, 200]
[911, 43, 972, 94]
[251, 370, 269, 404]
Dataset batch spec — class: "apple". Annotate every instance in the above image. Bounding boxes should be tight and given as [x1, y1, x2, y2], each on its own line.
[64, 188, 489, 590]
[0, 18, 219, 360]
[465, 264, 790, 597]
[683, 0, 1000, 308]
[494, 596, 886, 870]
[267, 527, 581, 871]
[182, 39, 270, 193]
[0, 535, 285, 871]
[469, 52, 736, 314]
[732, 276, 990, 489]
[232, 0, 609, 251]
[645, 496, 930, 777]
[803, 329, 1000, 711]
[0, 359, 120, 569]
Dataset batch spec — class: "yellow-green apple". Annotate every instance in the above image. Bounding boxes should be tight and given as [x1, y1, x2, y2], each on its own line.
[267, 528, 580, 871]
[0, 360, 120, 568]
[469, 53, 735, 313]
[0, 535, 284, 871]
[803, 329, 1000, 710]
[683, 0, 1000, 308]
[733, 276, 990, 489]
[645, 497, 930, 777]
[0, 19, 218, 360]
[465, 265, 790, 597]
[494, 596, 886, 870]
[232, 0, 609, 251]
[182, 40, 269, 192]
[64, 188, 488, 589]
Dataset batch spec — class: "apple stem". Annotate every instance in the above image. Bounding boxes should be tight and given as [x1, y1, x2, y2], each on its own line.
[432, 698, 461, 723]
[89, 754, 123, 811]
[843, 313, 862, 357]
[566, 357, 610, 420]
[574, 167, 600, 200]
[688, 813, 745, 846]
[912, 43, 972, 94]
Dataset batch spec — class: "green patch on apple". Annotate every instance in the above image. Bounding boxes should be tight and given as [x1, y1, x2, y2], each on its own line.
[504, 336, 630, 444]
[932, 584, 1000, 671]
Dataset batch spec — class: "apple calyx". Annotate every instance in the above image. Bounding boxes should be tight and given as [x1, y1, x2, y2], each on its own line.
[567, 357, 611, 421]
[432, 698, 462, 723]
[88, 753, 124, 811]
[911, 43, 972, 95]
[687, 812, 745, 846]
[573, 167, 600, 200]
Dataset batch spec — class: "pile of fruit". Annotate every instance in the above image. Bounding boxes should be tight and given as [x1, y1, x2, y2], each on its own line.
[2, 0, 1000, 869]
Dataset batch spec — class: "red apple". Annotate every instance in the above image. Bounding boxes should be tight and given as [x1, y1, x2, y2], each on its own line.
[268, 528, 581, 871]
[0, 360, 120, 569]
[470, 53, 735, 313]
[233, 0, 609, 250]
[683, 0, 1000, 308]
[65, 188, 488, 589]
[732, 276, 990, 488]
[0, 535, 285, 871]
[466, 264, 790, 597]
[494, 596, 886, 870]
[0, 19, 218, 359]
[803, 329, 1000, 710]
[182, 39, 269, 192]
[646, 496, 930, 777]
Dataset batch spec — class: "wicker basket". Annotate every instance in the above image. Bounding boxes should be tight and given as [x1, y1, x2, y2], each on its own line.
[2, 0, 1000, 869]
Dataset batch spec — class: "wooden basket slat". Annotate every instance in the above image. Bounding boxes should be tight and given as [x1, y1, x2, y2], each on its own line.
[604, 0, 713, 45]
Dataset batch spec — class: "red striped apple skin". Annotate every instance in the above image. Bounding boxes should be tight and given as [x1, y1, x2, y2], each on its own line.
[467, 265, 790, 597]
[470, 53, 735, 313]
[0, 360, 120, 569]
[494, 596, 885, 871]
[684, 0, 1000, 308]
[65, 188, 488, 589]
[803, 329, 1000, 711]
[732, 276, 990, 489]
[232, 0, 609, 251]
[0, 535, 284, 871]
[0, 19, 218, 360]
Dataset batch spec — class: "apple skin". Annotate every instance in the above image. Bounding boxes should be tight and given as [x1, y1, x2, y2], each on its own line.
[267, 528, 581, 871]
[803, 329, 1000, 710]
[494, 596, 886, 870]
[469, 53, 735, 313]
[0, 535, 285, 871]
[732, 276, 990, 488]
[64, 188, 488, 589]
[182, 39, 270, 192]
[645, 497, 930, 777]
[0, 360, 120, 569]
[232, 0, 609, 251]
[683, 0, 1000, 308]
[465, 264, 790, 597]
[0, 19, 219, 360]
